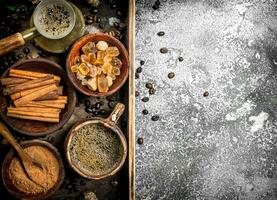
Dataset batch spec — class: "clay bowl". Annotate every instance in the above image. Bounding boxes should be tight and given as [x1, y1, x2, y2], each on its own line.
[66, 33, 129, 96]
[0, 58, 76, 136]
[1, 140, 65, 200]
[64, 103, 127, 180]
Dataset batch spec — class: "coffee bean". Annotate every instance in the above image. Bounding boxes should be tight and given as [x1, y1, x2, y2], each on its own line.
[47, 136, 54, 143]
[23, 47, 30, 54]
[90, 8, 98, 14]
[85, 100, 91, 108]
[12, 14, 19, 20]
[100, 101, 104, 106]
[160, 48, 168, 54]
[142, 109, 149, 115]
[145, 83, 153, 89]
[16, 6, 26, 13]
[114, 22, 119, 28]
[19, 14, 28, 20]
[155, 0, 161, 6]
[137, 137, 143, 145]
[116, 10, 122, 17]
[140, 60, 145, 65]
[85, 107, 93, 113]
[151, 115, 159, 121]
[96, 17, 101, 23]
[142, 97, 149, 102]
[106, 95, 116, 101]
[178, 57, 184, 62]
[168, 72, 175, 79]
[203, 91, 209, 97]
[111, 4, 117, 9]
[108, 101, 116, 109]
[152, 4, 159, 10]
[157, 31, 165, 36]
[135, 91, 140, 97]
[99, 22, 105, 29]
[149, 88, 155, 95]
[136, 67, 142, 74]
[92, 111, 99, 116]
[118, 23, 126, 30]
[99, 109, 107, 115]
[38, 52, 47, 58]
[95, 102, 101, 110]
[135, 73, 139, 79]
[65, 184, 73, 189]
[86, 15, 93, 20]
[86, 19, 93, 25]
[111, 180, 119, 187]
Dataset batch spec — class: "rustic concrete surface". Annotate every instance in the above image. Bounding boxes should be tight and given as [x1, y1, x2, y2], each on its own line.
[135, 0, 277, 199]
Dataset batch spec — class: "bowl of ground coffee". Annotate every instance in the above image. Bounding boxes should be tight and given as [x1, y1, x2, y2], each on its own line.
[1, 140, 65, 200]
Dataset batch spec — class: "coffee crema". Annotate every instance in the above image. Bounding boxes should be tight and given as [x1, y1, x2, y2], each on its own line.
[38, 4, 72, 37]
[69, 123, 122, 176]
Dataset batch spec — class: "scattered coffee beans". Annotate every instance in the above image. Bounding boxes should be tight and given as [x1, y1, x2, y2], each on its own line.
[151, 115, 159, 121]
[157, 31, 165, 36]
[142, 109, 149, 115]
[137, 137, 143, 145]
[142, 97, 149, 102]
[168, 72, 175, 79]
[160, 47, 168, 54]
[203, 91, 209, 97]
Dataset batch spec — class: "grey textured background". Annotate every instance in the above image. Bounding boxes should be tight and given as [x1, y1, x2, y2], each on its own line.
[135, 0, 277, 199]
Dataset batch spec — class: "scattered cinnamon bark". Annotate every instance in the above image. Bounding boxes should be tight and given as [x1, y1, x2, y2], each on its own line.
[3, 69, 67, 123]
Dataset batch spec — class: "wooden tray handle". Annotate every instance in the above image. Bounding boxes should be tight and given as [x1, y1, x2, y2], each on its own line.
[0, 33, 25, 56]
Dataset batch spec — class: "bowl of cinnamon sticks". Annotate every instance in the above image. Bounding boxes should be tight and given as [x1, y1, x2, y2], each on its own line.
[0, 59, 76, 136]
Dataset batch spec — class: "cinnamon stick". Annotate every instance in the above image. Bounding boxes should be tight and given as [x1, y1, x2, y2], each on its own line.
[7, 113, 59, 123]
[11, 85, 50, 100]
[25, 101, 65, 109]
[3, 75, 55, 96]
[0, 77, 28, 85]
[7, 109, 59, 118]
[9, 69, 61, 82]
[35, 87, 63, 101]
[14, 84, 58, 107]
[8, 106, 60, 113]
[35, 99, 67, 104]
[57, 96, 67, 100]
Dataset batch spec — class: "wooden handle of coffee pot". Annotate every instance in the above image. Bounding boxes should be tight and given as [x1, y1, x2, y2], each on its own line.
[0, 33, 25, 56]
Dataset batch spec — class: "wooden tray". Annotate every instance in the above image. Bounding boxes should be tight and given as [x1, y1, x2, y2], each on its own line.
[0, 0, 135, 199]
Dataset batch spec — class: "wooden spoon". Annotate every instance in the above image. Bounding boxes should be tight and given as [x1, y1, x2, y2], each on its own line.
[0, 121, 44, 186]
